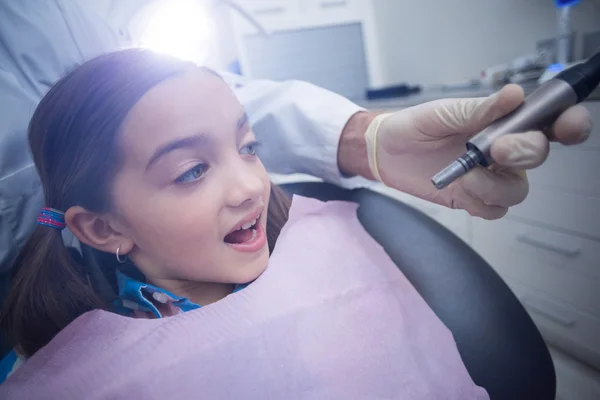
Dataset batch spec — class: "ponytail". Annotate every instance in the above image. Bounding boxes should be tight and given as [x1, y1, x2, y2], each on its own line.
[0, 226, 105, 357]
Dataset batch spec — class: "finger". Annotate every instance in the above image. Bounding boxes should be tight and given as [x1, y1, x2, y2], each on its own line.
[447, 181, 509, 220]
[546, 104, 593, 145]
[443, 84, 524, 134]
[414, 84, 525, 138]
[459, 165, 529, 208]
[490, 130, 550, 169]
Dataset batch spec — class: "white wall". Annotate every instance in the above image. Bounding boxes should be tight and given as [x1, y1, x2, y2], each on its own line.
[371, 0, 600, 86]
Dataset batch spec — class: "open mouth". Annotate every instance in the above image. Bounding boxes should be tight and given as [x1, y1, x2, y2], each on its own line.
[224, 214, 260, 244]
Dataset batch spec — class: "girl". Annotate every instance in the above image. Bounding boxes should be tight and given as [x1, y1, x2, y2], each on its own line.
[0, 47, 291, 374]
[0, 48, 488, 399]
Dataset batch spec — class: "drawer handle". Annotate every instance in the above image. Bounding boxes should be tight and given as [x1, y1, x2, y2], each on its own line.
[252, 6, 285, 15]
[519, 295, 576, 328]
[516, 234, 581, 257]
[320, 0, 348, 7]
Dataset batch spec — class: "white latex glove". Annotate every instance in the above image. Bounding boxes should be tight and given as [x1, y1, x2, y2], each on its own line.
[365, 84, 593, 219]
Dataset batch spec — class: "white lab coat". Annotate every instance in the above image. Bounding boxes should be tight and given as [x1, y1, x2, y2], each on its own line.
[0, 0, 369, 274]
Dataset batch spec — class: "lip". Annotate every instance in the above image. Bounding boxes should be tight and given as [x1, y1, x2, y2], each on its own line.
[225, 222, 267, 253]
[225, 206, 264, 235]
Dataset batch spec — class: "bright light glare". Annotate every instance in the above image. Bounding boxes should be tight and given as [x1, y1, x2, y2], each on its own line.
[140, 0, 213, 64]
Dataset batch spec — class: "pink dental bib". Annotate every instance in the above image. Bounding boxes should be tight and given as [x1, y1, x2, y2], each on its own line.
[0, 195, 489, 399]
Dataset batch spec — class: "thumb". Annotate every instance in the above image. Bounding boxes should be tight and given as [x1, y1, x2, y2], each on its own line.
[415, 84, 525, 138]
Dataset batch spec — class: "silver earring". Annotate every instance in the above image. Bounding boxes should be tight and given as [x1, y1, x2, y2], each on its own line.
[116, 246, 127, 264]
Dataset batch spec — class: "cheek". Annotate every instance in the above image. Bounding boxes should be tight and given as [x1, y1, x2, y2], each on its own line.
[139, 203, 216, 249]
[115, 179, 221, 265]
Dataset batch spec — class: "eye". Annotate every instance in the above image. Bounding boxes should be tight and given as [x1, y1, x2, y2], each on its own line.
[175, 163, 209, 184]
[239, 140, 261, 156]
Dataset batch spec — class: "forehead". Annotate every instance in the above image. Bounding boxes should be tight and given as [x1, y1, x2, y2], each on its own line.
[118, 69, 240, 165]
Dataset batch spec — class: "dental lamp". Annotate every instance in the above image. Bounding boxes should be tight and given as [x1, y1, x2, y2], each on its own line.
[139, 0, 268, 65]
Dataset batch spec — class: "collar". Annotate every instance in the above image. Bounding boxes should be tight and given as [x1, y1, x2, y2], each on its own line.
[114, 270, 249, 318]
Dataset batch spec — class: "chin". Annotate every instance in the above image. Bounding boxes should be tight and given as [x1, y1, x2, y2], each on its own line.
[230, 247, 270, 284]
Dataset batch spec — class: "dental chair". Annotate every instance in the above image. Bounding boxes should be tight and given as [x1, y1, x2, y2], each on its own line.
[0, 182, 555, 399]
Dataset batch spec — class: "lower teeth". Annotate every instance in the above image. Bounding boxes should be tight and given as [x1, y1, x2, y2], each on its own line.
[249, 229, 257, 241]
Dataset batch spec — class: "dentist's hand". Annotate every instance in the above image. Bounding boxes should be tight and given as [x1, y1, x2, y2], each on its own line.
[339, 84, 593, 219]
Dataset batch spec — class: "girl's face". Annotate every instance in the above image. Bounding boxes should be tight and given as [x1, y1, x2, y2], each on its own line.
[111, 69, 271, 301]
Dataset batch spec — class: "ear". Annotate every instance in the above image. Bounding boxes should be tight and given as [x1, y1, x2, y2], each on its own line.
[65, 206, 134, 256]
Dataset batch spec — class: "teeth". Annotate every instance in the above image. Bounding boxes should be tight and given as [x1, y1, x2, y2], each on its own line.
[240, 216, 258, 230]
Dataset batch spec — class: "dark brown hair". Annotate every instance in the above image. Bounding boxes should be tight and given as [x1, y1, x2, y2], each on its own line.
[0, 48, 290, 358]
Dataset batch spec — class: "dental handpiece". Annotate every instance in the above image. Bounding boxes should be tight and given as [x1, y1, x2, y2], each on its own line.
[432, 50, 600, 190]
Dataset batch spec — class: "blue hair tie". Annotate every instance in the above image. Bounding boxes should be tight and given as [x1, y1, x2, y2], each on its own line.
[37, 207, 66, 230]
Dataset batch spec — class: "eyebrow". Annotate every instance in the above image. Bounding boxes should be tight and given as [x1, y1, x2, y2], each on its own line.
[146, 113, 250, 171]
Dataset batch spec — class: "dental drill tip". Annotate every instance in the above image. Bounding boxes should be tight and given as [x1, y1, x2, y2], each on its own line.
[432, 149, 483, 190]
[431, 160, 469, 190]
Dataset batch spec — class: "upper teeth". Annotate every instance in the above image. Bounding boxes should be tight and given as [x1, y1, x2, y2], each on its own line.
[240, 217, 258, 230]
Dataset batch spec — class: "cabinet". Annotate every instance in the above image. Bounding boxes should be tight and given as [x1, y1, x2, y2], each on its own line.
[477, 101, 600, 370]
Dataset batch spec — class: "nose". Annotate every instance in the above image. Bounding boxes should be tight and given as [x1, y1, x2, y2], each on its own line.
[224, 158, 265, 209]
